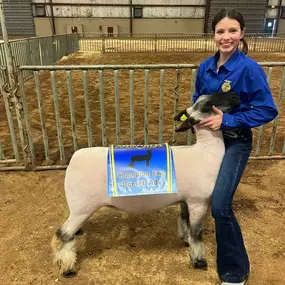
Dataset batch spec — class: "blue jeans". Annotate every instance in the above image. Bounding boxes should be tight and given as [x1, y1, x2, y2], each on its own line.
[211, 128, 252, 283]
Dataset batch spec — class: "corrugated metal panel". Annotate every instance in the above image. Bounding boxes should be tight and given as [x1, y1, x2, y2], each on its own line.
[207, 0, 268, 33]
[0, 0, 34, 36]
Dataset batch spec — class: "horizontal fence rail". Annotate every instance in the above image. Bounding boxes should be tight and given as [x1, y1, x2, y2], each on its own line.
[79, 33, 285, 53]
[0, 62, 284, 170]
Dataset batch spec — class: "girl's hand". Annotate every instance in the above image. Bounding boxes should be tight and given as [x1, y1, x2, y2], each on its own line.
[198, 106, 223, 131]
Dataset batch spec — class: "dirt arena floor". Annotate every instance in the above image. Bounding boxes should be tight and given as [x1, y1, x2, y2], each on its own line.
[0, 159, 285, 285]
[0, 51, 285, 284]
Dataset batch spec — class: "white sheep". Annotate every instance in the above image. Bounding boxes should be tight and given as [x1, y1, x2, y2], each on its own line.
[51, 91, 240, 277]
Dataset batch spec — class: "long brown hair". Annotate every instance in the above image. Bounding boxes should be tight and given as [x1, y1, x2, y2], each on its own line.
[212, 9, 248, 55]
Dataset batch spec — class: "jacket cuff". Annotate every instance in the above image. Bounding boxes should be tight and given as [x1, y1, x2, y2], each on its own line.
[221, 114, 235, 129]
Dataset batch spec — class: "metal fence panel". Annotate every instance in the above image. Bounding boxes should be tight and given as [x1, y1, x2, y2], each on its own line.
[0, 34, 80, 170]
[0, 33, 285, 170]
[79, 33, 285, 53]
[0, 34, 80, 80]
[1, 62, 281, 170]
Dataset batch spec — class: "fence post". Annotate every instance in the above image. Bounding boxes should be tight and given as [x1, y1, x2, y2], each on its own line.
[0, 1, 33, 168]
[0, 1, 15, 90]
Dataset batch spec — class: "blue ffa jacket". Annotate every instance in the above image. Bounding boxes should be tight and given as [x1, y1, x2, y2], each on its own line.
[193, 48, 278, 129]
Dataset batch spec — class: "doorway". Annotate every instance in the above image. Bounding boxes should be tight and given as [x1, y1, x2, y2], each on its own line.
[264, 19, 276, 36]
[107, 27, 114, 37]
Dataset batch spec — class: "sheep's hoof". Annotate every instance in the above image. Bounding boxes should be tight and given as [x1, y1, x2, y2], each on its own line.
[63, 269, 77, 278]
[180, 236, 190, 247]
[75, 229, 84, 236]
[184, 241, 190, 247]
[193, 258, 208, 270]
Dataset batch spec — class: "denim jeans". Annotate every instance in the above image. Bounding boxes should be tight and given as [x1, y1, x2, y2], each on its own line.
[211, 128, 252, 283]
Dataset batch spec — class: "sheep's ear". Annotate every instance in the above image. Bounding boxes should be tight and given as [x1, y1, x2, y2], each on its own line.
[175, 118, 193, 132]
[174, 109, 189, 122]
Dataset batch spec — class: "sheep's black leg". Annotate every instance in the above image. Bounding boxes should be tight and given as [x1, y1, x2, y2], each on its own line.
[186, 202, 208, 270]
[178, 201, 190, 247]
[189, 223, 207, 269]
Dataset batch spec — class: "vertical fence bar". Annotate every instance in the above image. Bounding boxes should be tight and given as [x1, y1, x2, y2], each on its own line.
[172, 69, 181, 144]
[98, 70, 107, 146]
[102, 35, 105, 53]
[19, 71, 35, 166]
[82, 70, 93, 147]
[255, 66, 273, 156]
[188, 68, 197, 145]
[38, 39, 43, 66]
[158, 69, 165, 144]
[34, 71, 50, 162]
[268, 67, 285, 156]
[66, 71, 78, 151]
[114, 70, 121, 145]
[0, 76, 20, 161]
[129, 70, 135, 145]
[26, 39, 32, 67]
[144, 69, 150, 144]
[0, 142, 4, 160]
[50, 71, 65, 164]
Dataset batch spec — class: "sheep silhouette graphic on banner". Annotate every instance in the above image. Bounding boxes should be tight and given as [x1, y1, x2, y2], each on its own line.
[128, 150, 152, 168]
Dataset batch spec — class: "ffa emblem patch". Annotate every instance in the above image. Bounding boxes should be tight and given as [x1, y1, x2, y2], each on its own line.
[222, 80, 232, 92]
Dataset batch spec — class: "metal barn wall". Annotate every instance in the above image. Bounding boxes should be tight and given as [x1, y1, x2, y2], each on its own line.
[207, 0, 268, 33]
[32, 0, 206, 36]
[0, 0, 35, 37]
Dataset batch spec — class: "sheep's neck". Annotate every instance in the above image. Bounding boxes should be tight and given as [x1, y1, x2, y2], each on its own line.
[194, 127, 224, 152]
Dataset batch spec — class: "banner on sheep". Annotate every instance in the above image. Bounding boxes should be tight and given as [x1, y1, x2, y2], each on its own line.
[107, 143, 177, 197]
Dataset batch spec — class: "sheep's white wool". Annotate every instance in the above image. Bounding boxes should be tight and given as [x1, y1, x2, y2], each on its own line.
[64, 127, 224, 215]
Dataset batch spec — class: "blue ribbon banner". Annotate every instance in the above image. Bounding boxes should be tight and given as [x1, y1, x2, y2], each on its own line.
[107, 143, 177, 197]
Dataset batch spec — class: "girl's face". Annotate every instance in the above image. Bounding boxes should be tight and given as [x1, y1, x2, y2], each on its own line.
[214, 17, 244, 55]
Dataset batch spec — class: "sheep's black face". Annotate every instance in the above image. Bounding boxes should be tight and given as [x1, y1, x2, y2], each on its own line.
[201, 92, 240, 113]
[174, 91, 240, 132]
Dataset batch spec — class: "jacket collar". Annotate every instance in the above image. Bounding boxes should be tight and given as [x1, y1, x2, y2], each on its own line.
[207, 48, 241, 73]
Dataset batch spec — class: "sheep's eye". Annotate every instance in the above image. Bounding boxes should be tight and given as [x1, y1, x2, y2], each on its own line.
[201, 103, 212, 113]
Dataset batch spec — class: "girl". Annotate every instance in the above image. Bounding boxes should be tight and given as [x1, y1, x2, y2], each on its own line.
[193, 9, 278, 285]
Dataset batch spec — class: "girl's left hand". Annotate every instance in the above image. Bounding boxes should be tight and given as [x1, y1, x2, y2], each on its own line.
[198, 106, 223, 131]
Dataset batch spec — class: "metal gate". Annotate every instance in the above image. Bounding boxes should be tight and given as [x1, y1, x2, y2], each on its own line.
[0, 34, 80, 171]
[1, 61, 284, 171]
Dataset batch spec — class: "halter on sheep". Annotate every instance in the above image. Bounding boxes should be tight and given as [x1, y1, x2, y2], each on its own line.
[51, 91, 240, 277]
